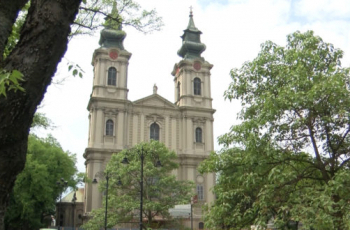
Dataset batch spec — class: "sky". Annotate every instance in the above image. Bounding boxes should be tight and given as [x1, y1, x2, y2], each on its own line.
[35, 0, 350, 173]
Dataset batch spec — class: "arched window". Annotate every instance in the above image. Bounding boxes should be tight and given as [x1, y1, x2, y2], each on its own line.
[194, 78, 201, 95]
[177, 82, 181, 101]
[196, 127, 202, 143]
[106, 119, 114, 136]
[197, 184, 204, 200]
[107, 67, 117, 86]
[150, 123, 160, 140]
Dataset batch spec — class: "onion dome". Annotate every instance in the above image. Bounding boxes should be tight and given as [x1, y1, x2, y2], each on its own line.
[98, 2, 126, 50]
[99, 26, 126, 50]
[177, 9, 206, 60]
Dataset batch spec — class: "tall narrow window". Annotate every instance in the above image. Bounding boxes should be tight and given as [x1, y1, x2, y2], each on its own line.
[197, 184, 204, 200]
[199, 222, 204, 229]
[106, 119, 114, 136]
[59, 214, 63, 226]
[150, 123, 160, 140]
[107, 67, 117, 86]
[177, 82, 181, 101]
[196, 127, 202, 143]
[194, 78, 201, 95]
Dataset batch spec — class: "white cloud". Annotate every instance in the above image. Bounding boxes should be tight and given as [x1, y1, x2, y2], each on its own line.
[295, 0, 350, 21]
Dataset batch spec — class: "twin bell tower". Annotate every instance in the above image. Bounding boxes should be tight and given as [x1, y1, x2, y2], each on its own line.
[84, 9, 216, 229]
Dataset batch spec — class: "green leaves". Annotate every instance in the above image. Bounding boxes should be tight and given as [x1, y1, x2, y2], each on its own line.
[5, 134, 78, 229]
[72, 0, 163, 37]
[0, 69, 25, 97]
[3, 2, 29, 60]
[67, 62, 84, 78]
[31, 112, 53, 129]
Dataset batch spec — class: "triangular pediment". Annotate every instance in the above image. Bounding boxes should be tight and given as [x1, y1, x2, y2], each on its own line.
[133, 94, 177, 109]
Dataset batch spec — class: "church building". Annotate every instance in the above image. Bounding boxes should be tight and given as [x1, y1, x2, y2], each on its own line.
[83, 10, 216, 229]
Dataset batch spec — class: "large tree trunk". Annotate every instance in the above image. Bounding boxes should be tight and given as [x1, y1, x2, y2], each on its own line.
[0, 0, 81, 229]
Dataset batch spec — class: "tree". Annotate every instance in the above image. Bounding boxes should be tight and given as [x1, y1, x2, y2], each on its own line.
[31, 112, 53, 130]
[0, 1, 162, 228]
[83, 141, 194, 230]
[199, 31, 350, 229]
[4, 134, 77, 230]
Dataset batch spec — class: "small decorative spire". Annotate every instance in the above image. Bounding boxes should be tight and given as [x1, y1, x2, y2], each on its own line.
[190, 6, 193, 17]
[153, 84, 158, 94]
[112, 1, 117, 15]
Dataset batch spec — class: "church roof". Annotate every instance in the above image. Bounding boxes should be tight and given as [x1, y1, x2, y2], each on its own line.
[99, 28, 126, 50]
[98, 2, 126, 50]
[61, 188, 84, 203]
[133, 92, 177, 109]
[177, 9, 206, 61]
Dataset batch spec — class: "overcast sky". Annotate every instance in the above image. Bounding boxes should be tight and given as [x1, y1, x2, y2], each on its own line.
[35, 0, 350, 173]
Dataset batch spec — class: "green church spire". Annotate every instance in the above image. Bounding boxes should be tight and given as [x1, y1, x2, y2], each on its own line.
[177, 8, 206, 60]
[98, 1, 126, 50]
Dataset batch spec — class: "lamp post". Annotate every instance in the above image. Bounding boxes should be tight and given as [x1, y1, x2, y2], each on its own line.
[93, 172, 122, 230]
[122, 146, 161, 230]
[71, 191, 77, 229]
[56, 178, 68, 230]
[139, 150, 145, 230]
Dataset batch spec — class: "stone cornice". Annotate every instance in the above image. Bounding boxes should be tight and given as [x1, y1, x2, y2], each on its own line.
[176, 153, 209, 166]
[179, 106, 216, 114]
[84, 147, 120, 159]
[87, 97, 132, 111]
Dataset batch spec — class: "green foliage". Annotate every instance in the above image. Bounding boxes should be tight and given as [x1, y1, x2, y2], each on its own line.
[31, 112, 53, 130]
[73, 0, 163, 36]
[199, 31, 350, 229]
[67, 62, 85, 78]
[4, 134, 77, 229]
[83, 141, 194, 230]
[0, 69, 25, 97]
[0, 2, 28, 97]
[3, 2, 29, 59]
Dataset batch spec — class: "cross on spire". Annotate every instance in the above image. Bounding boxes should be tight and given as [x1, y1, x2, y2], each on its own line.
[190, 6, 193, 16]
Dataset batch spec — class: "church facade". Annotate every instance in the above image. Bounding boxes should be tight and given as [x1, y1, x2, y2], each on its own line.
[84, 11, 216, 229]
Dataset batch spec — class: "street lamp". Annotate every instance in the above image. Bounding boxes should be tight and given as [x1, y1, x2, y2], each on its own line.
[56, 178, 68, 230]
[122, 146, 161, 230]
[93, 171, 122, 230]
[71, 191, 77, 229]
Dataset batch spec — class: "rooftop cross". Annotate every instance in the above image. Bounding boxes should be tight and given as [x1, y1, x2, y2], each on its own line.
[190, 6, 193, 16]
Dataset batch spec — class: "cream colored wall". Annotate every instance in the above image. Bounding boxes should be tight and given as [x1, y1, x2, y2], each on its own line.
[84, 47, 216, 230]
[85, 47, 132, 214]
[85, 105, 216, 212]
[173, 60, 213, 109]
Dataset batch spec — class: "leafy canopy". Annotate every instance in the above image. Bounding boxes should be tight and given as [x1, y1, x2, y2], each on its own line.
[4, 134, 77, 229]
[83, 141, 194, 230]
[31, 112, 54, 130]
[199, 31, 350, 230]
[75, 0, 163, 36]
